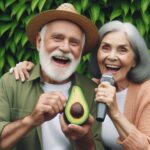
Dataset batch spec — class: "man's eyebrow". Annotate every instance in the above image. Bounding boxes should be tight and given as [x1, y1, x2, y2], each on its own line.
[51, 33, 64, 37]
[70, 37, 81, 43]
[51, 33, 81, 42]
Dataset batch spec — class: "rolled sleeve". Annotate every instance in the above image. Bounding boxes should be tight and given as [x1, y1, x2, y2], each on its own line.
[0, 74, 12, 135]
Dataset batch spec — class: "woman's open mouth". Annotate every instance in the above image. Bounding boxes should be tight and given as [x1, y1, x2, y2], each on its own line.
[105, 64, 121, 73]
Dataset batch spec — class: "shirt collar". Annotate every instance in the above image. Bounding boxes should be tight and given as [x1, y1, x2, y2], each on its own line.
[26, 64, 82, 86]
[27, 64, 41, 81]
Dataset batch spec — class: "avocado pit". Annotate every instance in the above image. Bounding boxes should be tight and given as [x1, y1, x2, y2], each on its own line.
[70, 102, 84, 118]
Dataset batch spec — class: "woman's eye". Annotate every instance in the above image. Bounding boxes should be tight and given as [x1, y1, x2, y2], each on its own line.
[101, 45, 110, 52]
[118, 48, 128, 54]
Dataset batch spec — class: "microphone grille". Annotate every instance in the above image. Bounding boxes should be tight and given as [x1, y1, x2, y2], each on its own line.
[101, 73, 115, 86]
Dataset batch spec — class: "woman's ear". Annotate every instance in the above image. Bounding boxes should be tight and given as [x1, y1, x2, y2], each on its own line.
[36, 32, 41, 51]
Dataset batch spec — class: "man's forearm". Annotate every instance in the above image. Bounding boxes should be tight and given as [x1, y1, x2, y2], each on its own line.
[0, 116, 34, 150]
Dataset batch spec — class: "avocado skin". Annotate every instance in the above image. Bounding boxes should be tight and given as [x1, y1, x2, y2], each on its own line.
[64, 85, 89, 125]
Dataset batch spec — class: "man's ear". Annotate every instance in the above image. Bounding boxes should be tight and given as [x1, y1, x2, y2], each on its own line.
[36, 32, 41, 51]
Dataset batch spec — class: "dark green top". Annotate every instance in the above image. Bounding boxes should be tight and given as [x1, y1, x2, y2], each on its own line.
[0, 64, 104, 150]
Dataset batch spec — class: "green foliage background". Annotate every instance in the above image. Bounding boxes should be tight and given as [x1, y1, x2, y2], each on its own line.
[0, 0, 150, 76]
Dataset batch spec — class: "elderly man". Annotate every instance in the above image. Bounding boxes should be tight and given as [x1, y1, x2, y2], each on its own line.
[0, 3, 103, 150]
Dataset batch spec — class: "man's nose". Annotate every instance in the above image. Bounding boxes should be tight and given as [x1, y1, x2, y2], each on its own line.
[59, 40, 70, 53]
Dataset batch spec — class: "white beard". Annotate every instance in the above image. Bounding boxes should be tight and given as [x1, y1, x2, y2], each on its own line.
[39, 41, 81, 82]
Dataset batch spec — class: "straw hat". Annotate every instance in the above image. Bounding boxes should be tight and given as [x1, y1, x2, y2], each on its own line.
[26, 3, 99, 54]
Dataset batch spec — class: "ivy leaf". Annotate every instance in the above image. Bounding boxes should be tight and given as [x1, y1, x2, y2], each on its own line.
[11, 1, 26, 17]
[130, 4, 136, 14]
[16, 4, 27, 21]
[44, 0, 53, 10]
[74, 2, 82, 14]
[17, 49, 25, 61]
[0, 46, 5, 57]
[32, 51, 39, 63]
[14, 30, 23, 45]
[0, 0, 5, 11]
[110, 8, 122, 20]
[81, 0, 89, 11]
[123, 15, 133, 23]
[21, 33, 28, 47]
[141, 0, 150, 13]
[0, 23, 12, 36]
[6, 55, 16, 67]
[24, 51, 32, 60]
[142, 11, 150, 26]
[0, 56, 5, 70]
[23, 14, 34, 26]
[38, 0, 46, 12]
[31, 0, 39, 12]
[5, 0, 16, 8]
[83, 53, 91, 62]
[90, 4, 100, 23]
[9, 22, 17, 37]
[136, 18, 145, 36]
[9, 41, 16, 54]
[99, 10, 105, 24]
[121, 1, 129, 16]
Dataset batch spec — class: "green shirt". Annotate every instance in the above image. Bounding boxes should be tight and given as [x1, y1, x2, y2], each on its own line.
[0, 64, 104, 150]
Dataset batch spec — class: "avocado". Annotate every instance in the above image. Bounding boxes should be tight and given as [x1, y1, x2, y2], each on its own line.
[64, 85, 89, 125]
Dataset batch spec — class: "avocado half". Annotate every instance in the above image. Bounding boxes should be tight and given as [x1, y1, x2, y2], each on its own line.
[64, 85, 89, 125]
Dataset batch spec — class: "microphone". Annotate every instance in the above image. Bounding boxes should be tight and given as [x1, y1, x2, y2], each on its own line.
[96, 73, 115, 122]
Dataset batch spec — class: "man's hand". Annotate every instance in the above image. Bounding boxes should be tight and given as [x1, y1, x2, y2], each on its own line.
[28, 91, 66, 127]
[9, 61, 34, 82]
[60, 114, 96, 150]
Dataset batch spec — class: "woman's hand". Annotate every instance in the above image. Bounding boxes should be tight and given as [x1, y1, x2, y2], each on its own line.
[9, 61, 34, 82]
[95, 82, 120, 118]
[92, 78, 100, 84]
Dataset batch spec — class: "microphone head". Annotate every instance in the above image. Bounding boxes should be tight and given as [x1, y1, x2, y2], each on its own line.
[101, 73, 115, 86]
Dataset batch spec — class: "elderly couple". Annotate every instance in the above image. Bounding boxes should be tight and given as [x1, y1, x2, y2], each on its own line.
[0, 3, 150, 150]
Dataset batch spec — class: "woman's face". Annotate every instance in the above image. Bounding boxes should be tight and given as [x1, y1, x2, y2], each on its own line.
[97, 31, 136, 83]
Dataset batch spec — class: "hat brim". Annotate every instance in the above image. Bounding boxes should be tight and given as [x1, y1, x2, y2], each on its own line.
[26, 10, 99, 54]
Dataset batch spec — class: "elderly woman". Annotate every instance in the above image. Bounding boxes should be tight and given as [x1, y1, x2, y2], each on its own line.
[11, 20, 150, 150]
[90, 20, 150, 150]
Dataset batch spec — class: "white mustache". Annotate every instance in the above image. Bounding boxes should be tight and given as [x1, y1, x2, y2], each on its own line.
[49, 50, 74, 61]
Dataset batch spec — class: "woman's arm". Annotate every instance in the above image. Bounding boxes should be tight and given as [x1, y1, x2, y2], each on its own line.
[95, 82, 150, 150]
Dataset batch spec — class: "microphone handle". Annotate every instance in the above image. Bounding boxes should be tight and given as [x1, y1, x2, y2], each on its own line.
[96, 73, 114, 122]
[96, 102, 107, 122]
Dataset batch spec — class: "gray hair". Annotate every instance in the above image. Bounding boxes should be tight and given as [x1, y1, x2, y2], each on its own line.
[89, 20, 150, 83]
[39, 23, 86, 50]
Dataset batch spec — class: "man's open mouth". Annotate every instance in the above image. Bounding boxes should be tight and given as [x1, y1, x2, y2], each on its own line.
[52, 55, 71, 65]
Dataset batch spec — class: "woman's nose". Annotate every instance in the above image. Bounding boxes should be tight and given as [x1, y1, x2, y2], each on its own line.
[107, 51, 118, 61]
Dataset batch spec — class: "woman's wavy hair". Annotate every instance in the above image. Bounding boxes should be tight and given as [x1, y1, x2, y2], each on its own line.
[89, 20, 150, 83]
